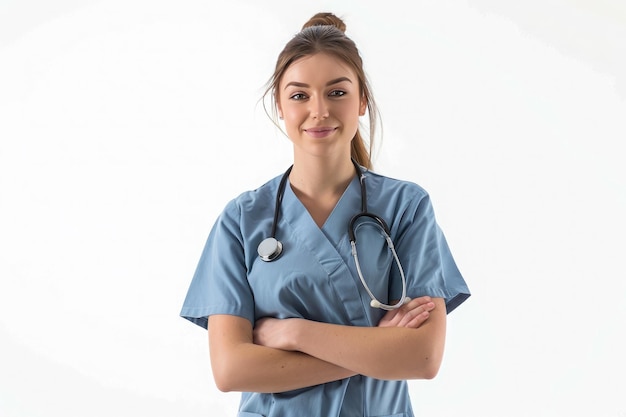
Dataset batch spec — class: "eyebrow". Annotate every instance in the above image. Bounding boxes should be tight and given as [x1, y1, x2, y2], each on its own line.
[283, 77, 353, 90]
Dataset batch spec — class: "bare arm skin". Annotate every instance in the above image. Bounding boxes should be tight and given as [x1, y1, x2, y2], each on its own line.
[209, 314, 355, 393]
[209, 296, 438, 393]
[255, 297, 446, 381]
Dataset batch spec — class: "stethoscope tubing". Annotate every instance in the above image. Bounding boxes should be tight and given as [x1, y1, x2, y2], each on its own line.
[258, 159, 409, 310]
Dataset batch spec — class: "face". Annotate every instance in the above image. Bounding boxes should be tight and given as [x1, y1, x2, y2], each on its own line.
[276, 53, 367, 161]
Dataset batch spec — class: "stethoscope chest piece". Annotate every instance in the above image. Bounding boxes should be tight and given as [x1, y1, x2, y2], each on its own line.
[257, 159, 408, 310]
[258, 237, 283, 262]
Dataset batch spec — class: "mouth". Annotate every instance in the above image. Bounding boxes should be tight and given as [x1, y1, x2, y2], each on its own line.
[304, 127, 337, 138]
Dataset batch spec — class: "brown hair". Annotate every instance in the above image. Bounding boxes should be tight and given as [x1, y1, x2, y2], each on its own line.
[263, 12, 380, 169]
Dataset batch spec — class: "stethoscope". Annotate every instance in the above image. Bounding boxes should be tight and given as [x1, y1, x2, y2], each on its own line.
[257, 159, 409, 310]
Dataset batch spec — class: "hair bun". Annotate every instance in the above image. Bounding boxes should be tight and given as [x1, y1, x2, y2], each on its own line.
[302, 12, 346, 33]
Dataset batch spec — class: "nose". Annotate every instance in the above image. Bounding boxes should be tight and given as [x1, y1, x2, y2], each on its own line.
[310, 96, 329, 120]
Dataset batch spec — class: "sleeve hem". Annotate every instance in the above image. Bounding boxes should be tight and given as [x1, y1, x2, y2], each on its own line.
[406, 286, 471, 315]
[180, 305, 255, 330]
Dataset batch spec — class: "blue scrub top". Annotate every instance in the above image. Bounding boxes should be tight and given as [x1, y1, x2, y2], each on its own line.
[181, 168, 470, 417]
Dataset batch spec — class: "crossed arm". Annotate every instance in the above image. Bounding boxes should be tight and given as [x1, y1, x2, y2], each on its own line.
[208, 296, 446, 393]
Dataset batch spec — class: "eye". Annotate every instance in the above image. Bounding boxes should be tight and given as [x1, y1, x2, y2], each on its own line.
[289, 93, 308, 101]
[329, 90, 346, 97]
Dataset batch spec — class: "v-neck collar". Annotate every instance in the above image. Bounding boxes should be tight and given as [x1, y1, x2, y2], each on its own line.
[278, 173, 372, 326]
[282, 174, 361, 250]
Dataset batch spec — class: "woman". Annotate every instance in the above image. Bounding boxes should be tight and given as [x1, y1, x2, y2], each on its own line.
[181, 12, 470, 417]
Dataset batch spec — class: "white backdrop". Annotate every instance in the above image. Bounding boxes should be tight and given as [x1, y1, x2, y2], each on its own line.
[1, 1, 625, 416]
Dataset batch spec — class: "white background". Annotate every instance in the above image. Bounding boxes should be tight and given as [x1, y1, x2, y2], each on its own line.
[1, 0, 625, 416]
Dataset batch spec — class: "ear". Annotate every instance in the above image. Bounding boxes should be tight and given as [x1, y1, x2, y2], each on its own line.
[359, 96, 367, 116]
[276, 102, 284, 120]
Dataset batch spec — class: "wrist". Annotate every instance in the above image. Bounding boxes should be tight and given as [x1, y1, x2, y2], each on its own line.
[288, 318, 306, 351]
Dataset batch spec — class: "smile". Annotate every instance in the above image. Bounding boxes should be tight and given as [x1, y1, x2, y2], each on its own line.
[304, 127, 337, 138]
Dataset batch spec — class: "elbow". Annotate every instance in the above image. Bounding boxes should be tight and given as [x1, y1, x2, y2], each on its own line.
[212, 367, 235, 392]
[420, 344, 444, 379]
[215, 382, 236, 393]
[419, 359, 441, 380]
[407, 351, 443, 380]
[380, 356, 441, 381]
[214, 375, 234, 393]
[405, 359, 441, 380]
[211, 357, 242, 393]
[213, 367, 244, 393]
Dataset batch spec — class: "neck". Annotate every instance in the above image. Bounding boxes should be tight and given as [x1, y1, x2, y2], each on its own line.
[289, 155, 356, 197]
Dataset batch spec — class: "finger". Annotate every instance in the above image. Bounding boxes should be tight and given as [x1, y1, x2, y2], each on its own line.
[421, 301, 436, 312]
[405, 296, 432, 309]
[404, 311, 430, 329]
[396, 308, 420, 327]
[379, 302, 416, 328]
[378, 298, 435, 327]
[405, 299, 435, 313]
[396, 302, 434, 327]
[378, 309, 401, 327]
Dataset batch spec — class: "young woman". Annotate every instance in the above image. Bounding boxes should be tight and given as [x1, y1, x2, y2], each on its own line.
[181, 12, 470, 417]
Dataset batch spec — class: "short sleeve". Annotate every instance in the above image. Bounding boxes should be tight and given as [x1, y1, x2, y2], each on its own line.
[390, 192, 470, 314]
[180, 200, 255, 329]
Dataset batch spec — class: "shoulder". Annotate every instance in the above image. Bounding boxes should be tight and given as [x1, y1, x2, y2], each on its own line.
[222, 174, 283, 216]
[363, 169, 430, 206]
[212, 173, 285, 246]
[361, 169, 439, 233]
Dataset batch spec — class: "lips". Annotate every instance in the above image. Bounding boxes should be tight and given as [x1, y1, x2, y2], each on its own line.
[304, 127, 337, 138]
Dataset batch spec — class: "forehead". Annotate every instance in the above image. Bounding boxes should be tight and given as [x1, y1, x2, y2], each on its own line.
[280, 53, 358, 87]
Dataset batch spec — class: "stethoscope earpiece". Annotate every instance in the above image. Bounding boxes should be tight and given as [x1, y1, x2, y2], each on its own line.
[258, 237, 283, 262]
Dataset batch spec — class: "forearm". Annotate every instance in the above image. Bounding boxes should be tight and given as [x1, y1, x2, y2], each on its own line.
[294, 323, 441, 379]
[291, 298, 447, 380]
[209, 315, 355, 393]
[215, 343, 355, 393]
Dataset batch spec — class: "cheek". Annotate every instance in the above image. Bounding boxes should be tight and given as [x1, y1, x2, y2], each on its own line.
[282, 106, 305, 126]
[340, 105, 361, 125]
[282, 113, 302, 137]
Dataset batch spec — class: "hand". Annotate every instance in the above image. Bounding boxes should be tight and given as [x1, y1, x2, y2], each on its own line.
[253, 317, 298, 351]
[377, 296, 436, 328]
